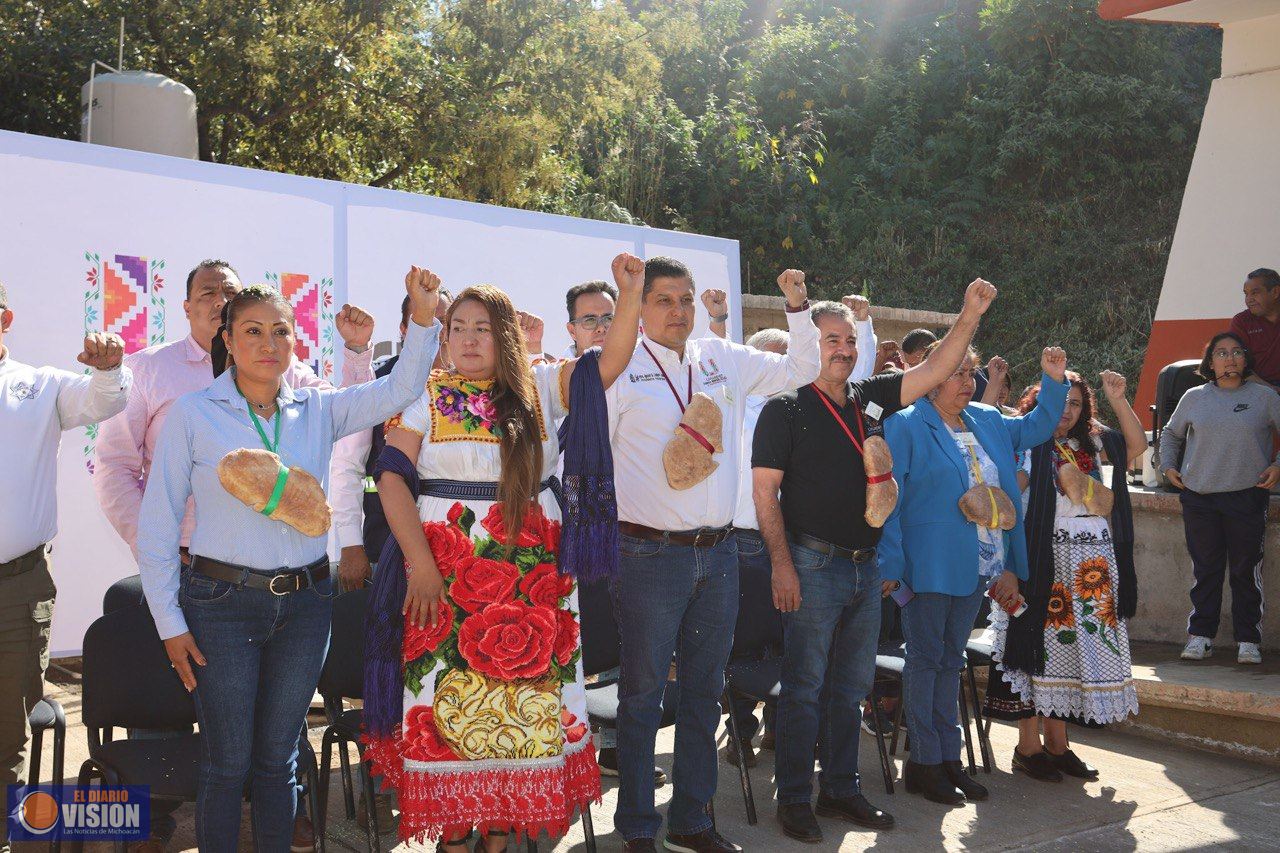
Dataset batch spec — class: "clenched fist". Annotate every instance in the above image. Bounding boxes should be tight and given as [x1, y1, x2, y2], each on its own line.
[987, 356, 1009, 383]
[612, 253, 645, 295]
[842, 294, 871, 322]
[405, 266, 442, 328]
[335, 304, 375, 350]
[701, 289, 729, 319]
[962, 278, 997, 317]
[1099, 370, 1127, 401]
[517, 310, 545, 353]
[78, 332, 124, 371]
[777, 269, 807, 309]
[1041, 346, 1067, 382]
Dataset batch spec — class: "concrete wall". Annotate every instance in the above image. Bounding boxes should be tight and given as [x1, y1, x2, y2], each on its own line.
[740, 293, 959, 348]
[1129, 488, 1280, 647]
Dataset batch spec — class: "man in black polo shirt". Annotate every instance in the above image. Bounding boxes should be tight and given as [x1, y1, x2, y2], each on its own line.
[752, 281, 995, 843]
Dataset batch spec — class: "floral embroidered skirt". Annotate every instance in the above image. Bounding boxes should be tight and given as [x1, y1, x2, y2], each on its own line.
[987, 515, 1139, 725]
[363, 500, 599, 843]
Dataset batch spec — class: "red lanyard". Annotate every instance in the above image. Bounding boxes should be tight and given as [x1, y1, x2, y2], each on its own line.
[809, 383, 868, 456]
[643, 342, 692, 413]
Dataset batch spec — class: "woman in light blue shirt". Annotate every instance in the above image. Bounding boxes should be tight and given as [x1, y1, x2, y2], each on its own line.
[879, 345, 1068, 806]
[137, 272, 441, 852]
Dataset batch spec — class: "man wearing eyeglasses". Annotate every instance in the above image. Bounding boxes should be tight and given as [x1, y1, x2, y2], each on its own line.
[565, 279, 619, 357]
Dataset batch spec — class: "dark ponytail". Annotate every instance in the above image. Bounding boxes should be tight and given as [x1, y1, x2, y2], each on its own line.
[210, 284, 295, 378]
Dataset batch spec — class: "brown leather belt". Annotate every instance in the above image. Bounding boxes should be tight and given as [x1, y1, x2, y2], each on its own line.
[191, 555, 329, 595]
[618, 522, 733, 548]
[789, 532, 876, 564]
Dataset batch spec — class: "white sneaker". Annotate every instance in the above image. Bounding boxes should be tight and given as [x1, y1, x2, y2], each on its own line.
[1181, 636, 1212, 660]
[1238, 642, 1262, 665]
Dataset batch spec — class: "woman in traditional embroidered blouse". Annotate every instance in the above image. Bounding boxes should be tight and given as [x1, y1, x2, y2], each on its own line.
[138, 273, 441, 852]
[363, 255, 643, 851]
[985, 369, 1146, 783]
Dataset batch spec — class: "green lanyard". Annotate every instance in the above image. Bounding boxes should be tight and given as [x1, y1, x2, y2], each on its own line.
[236, 381, 289, 517]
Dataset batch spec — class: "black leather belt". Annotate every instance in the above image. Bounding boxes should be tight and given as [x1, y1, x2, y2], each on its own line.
[788, 532, 876, 564]
[619, 522, 733, 548]
[190, 555, 329, 595]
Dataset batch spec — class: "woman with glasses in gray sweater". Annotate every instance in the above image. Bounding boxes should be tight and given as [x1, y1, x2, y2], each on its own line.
[1160, 332, 1280, 666]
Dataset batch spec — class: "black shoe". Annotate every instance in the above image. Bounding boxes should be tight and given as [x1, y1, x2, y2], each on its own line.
[776, 803, 823, 843]
[815, 793, 895, 829]
[860, 702, 898, 738]
[902, 761, 965, 805]
[1012, 748, 1064, 782]
[942, 761, 989, 801]
[1048, 748, 1099, 780]
[723, 737, 758, 768]
[663, 828, 742, 852]
[597, 747, 669, 787]
[626, 839, 658, 852]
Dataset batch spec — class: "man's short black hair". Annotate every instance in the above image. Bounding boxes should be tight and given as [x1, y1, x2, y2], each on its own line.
[643, 257, 693, 297]
[1247, 268, 1280, 290]
[902, 328, 938, 355]
[565, 280, 618, 320]
[185, 259, 239, 298]
[1198, 332, 1255, 381]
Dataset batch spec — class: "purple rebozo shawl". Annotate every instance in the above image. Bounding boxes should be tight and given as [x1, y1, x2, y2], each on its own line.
[363, 348, 619, 740]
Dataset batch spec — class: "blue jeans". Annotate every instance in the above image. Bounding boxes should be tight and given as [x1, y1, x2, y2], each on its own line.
[181, 568, 333, 853]
[611, 532, 738, 841]
[775, 544, 881, 804]
[899, 581, 984, 765]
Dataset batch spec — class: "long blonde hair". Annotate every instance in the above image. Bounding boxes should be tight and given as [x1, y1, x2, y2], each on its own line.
[446, 286, 543, 546]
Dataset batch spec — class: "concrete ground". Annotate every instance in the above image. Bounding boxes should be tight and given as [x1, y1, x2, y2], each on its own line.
[22, 662, 1280, 852]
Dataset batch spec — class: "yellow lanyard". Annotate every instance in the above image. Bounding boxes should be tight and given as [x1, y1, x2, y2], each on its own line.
[964, 440, 1000, 530]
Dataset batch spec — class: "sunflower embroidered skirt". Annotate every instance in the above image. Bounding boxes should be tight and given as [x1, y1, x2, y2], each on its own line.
[987, 515, 1139, 725]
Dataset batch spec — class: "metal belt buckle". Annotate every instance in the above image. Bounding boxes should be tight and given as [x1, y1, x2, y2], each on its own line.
[693, 529, 713, 547]
[268, 573, 296, 596]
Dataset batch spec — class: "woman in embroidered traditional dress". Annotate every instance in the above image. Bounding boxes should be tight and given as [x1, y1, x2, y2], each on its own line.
[986, 369, 1146, 782]
[362, 255, 643, 851]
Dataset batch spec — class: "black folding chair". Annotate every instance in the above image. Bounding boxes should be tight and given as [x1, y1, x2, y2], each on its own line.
[27, 696, 67, 853]
[962, 596, 995, 773]
[74, 605, 324, 853]
[102, 574, 145, 615]
[315, 586, 382, 852]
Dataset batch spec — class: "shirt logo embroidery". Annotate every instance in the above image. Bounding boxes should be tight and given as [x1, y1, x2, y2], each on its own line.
[697, 358, 727, 386]
[9, 381, 38, 400]
[1234, 403, 1251, 413]
[628, 372, 664, 383]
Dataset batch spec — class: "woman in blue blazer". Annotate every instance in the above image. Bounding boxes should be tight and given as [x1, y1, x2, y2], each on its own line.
[879, 345, 1069, 804]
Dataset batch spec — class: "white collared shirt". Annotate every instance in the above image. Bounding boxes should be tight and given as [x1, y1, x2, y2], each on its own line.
[608, 308, 820, 530]
[0, 350, 131, 563]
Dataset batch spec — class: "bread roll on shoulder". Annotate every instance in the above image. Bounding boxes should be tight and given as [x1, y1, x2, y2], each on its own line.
[662, 393, 723, 491]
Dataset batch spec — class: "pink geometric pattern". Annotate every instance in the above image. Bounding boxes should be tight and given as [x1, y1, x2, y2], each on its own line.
[102, 254, 150, 354]
[280, 272, 319, 367]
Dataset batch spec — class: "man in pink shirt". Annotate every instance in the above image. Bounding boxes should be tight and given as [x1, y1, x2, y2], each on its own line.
[92, 259, 374, 853]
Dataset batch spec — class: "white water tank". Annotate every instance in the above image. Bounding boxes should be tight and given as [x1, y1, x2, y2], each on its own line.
[80, 70, 198, 159]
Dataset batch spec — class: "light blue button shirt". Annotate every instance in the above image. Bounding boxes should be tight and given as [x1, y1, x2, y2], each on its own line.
[138, 319, 440, 639]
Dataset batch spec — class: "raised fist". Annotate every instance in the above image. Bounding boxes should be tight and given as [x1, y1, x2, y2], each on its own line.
[987, 356, 1009, 382]
[516, 310, 545, 352]
[842, 294, 871, 321]
[1041, 346, 1067, 382]
[963, 278, 997, 316]
[77, 331, 124, 371]
[776, 269, 807, 309]
[335, 304, 375, 350]
[701, 289, 729, 319]
[404, 266, 442, 328]
[612, 253, 645, 295]
[1099, 369, 1127, 400]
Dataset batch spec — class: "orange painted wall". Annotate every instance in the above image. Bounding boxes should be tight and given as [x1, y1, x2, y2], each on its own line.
[1135, 318, 1230, 426]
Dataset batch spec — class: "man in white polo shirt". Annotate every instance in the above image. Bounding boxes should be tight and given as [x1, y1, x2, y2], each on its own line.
[607, 259, 819, 853]
[0, 281, 130, 853]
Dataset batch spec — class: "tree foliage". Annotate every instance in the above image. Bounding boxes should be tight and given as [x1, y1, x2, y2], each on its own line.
[0, 0, 1219, 382]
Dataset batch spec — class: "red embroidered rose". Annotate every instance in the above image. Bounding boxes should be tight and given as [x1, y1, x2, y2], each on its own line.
[519, 563, 573, 608]
[402, 705, 460, 762]
[456, 601, 556, 680]
[421, 521, 474, 577]
[449, 556, 520, 612]
[480, 503, 542, 548]
[560, 708, 588, 744]
[553, 608, 579, 666]
[538, 511, 562, 556]
[403, 599, 454, 662]
[447, 501, 465, 527]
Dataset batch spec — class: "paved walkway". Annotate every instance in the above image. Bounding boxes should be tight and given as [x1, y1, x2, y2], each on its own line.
[28, 661, 1279, 852]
